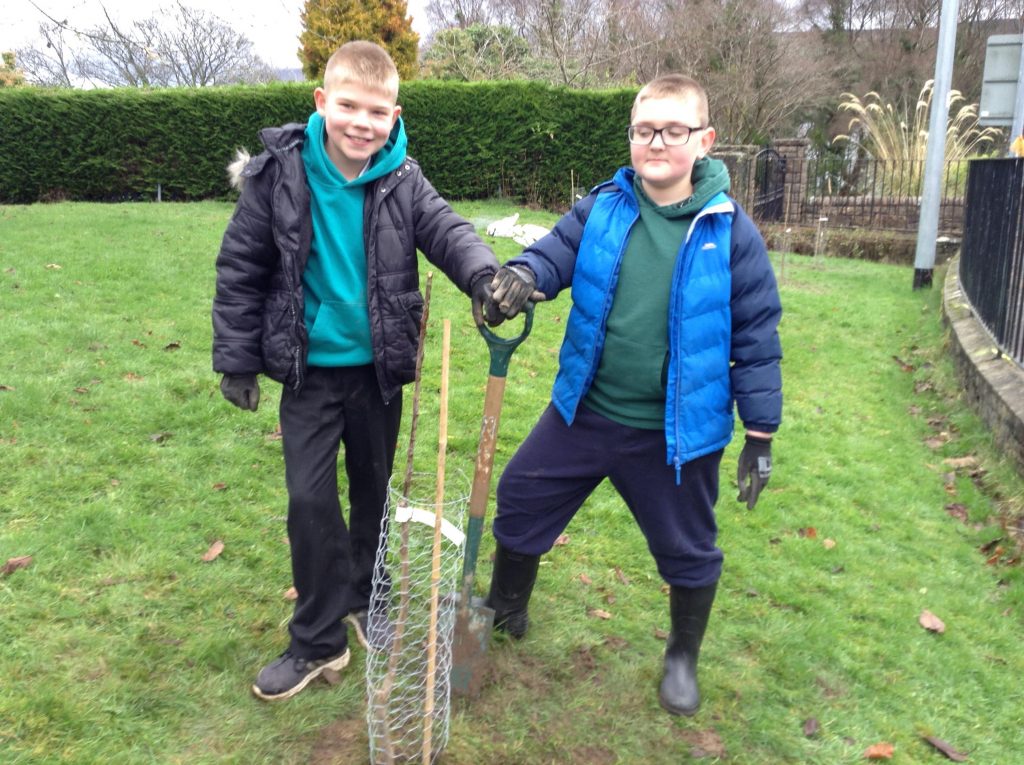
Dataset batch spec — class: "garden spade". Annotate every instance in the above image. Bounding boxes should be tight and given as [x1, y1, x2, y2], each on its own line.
[450, 306, 532, 698]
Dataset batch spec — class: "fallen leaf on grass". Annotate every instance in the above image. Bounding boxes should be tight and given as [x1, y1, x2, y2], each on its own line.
[923, 735, 968, 762]
[553, 534, 570, 546]
[123, 372, 144, 382]
[149, 432, 172, 443]
[578, 573, 592, 585]
[979, 538, 1002, 555]
[163, 341, 181, 351]
[2, 555, 33, 576]
[45, 263, 62, 269]
[803, 718, 820, 738]
[944, 456, 979, 470]
[919, 610, 946, 634]
[798, 527, 818, 539]
[587, 608, 612, 620]
[321, 668, 343, 685]
[201, 540, 225, 562]
[891, 355, 914, 372]
[614, 566, 631, 585]
[924, 435, 948, 449]
[0, 384, 15, 391]
[945, 503, 969, 523]
[864, 741, 895, 759]
[284, 586, 298, 600]
[654, 627, 669, 640]
[212, 482, 227, 491]
[266, 424, 283, 441]
[823, 538, 837, 549]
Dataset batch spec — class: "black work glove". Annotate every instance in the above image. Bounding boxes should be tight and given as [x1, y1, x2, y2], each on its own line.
[471, 274, 504, 327]
[220, 373, 260, 411]
[488, 265, 545, 323]
[736, 434, 772, 509]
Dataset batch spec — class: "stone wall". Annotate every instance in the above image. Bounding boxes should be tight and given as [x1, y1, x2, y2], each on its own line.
[943, 257, 1024, 474]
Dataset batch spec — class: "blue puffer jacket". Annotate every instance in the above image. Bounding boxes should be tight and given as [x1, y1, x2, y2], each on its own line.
[509, 167, 782, 478]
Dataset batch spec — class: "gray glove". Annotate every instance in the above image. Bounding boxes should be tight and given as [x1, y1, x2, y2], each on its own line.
[488, 265, 545, 323]
[220, 374, 260, 411]
[736, 434, 772, 509]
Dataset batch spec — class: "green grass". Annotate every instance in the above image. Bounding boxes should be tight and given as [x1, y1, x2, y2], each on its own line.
[1, 201, 1022, 764]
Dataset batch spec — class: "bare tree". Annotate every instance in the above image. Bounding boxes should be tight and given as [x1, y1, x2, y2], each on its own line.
[146, 3, 275, 86]
[17, 2, 275, 88]
[426, 0, 494, 31]
[75, 6, 163, 87]
[656, 0, 836, 143]
[15, 22, 77, 87]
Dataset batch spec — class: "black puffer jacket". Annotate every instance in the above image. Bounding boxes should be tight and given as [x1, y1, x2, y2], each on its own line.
[212, 122, 498, 402]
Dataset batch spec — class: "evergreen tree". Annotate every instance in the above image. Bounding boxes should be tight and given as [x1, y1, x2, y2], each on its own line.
[300, 0, 419, 83]
[0, 52, 26, 88]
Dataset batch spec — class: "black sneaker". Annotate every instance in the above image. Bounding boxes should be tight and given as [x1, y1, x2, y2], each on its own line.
[344, 609, 394, 652]
[251, 649, 350, 701]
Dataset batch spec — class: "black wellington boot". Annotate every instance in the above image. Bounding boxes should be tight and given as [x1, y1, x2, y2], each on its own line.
[659, 582, 717, 716]
[485, 543, 540, 639]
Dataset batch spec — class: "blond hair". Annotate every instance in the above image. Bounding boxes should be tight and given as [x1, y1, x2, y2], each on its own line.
[631, 74, 709, 125]
[323, 41, 400, 101]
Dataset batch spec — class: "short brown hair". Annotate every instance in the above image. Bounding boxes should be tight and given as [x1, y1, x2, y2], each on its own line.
[323, 41, 399, 101]
[631, 74, 709, 125]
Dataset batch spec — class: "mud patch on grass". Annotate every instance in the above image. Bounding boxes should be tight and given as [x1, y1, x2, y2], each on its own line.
[566, 744, 617, 764]
[674, 726, 728, 759]
[309, 717, 367, 765]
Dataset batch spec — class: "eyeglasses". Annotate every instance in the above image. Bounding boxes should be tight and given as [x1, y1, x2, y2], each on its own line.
[627, 124, 705, 146]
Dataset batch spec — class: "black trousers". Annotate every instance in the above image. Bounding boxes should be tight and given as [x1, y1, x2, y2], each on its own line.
[279, 365, 402, 659]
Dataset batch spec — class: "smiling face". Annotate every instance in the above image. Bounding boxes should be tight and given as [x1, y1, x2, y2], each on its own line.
[629, 93, 715, 205]
[313, 80, 401, 180]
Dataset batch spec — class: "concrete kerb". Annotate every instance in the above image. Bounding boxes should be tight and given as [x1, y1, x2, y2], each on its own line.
[942, 256, 1024, 474]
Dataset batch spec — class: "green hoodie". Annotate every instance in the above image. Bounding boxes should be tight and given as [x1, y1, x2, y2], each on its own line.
[583, 157, 731, 428]
[300, 113, 408, 367]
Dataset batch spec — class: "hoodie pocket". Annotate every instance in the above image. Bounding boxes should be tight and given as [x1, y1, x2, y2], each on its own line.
[307, 300, 373, 364]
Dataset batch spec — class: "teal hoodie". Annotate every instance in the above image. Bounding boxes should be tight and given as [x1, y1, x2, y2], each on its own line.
[301, 113, 408, 367]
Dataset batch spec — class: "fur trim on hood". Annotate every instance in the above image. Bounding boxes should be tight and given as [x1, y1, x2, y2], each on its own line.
[227, 149, 251, 191]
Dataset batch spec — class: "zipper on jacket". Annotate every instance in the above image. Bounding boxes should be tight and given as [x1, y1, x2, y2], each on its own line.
[668, 196, 733, 477]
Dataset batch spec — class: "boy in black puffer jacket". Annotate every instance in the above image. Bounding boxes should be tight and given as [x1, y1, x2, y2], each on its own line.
[212, 40, 499, 701]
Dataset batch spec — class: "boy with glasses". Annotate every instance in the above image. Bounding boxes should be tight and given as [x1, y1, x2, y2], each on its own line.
[482, 74, 782, 716]
[212, 41, 499, 701]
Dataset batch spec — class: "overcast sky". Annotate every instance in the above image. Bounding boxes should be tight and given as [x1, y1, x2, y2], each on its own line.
[3, 0, 430, 70]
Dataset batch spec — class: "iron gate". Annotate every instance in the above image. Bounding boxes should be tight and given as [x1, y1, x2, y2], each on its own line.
[753, 148, 786, 222]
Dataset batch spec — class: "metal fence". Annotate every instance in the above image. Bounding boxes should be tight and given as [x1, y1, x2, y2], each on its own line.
[958, 157, 1024, 367]
[732, 150, 971, 236]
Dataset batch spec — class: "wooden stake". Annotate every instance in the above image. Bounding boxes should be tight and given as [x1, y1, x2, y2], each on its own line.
[423, 319, 450, 765]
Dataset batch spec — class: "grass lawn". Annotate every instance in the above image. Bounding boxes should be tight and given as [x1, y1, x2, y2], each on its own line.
[1, 200, 1022, 764]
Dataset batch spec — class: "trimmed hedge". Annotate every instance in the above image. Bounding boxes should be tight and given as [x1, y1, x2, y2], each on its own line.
[0, 81, 633, 207]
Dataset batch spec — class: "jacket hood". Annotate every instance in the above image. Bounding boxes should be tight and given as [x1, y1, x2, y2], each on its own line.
[227, 123, 306, 191]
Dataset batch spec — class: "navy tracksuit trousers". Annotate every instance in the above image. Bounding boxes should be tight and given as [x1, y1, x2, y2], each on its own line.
[494, 404, 724, 588]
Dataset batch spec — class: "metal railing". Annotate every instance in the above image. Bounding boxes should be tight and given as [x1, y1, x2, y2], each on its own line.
[737, 152, 971, 236]
[958, 157, 1024, 367]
